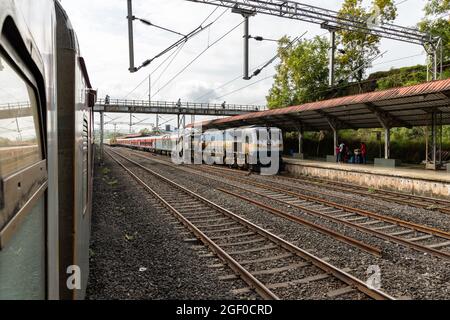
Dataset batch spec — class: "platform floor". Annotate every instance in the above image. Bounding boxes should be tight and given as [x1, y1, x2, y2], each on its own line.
[283, 158, 450, 183]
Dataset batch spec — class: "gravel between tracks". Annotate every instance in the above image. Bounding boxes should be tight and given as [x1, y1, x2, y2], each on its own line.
[86, 153, 238, 300]
[122, 150, 450, 300]
[262, 173, 450, 233]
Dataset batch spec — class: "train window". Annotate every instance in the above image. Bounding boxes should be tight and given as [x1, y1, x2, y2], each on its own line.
[0, 197, 45, 299]
[0, 52, 42, 178]
[0, 24, 48, 300]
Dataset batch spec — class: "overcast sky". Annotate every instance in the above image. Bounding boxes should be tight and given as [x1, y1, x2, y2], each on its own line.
[61, 0, 429, 132]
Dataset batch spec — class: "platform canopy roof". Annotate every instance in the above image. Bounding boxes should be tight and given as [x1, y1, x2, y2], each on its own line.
[201, 79, 450, 131]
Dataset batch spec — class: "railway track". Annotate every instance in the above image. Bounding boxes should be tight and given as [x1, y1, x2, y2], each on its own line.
[274, 174, 450, 215]
[120, 149, 450, 260]
[121, 150, 383, 257]
[185, 162, 450, 215]
[105, 147, 394, 300]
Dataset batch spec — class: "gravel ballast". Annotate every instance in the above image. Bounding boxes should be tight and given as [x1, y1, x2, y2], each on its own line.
[119, 149, 450, 300]
[86, 153, 237, 299]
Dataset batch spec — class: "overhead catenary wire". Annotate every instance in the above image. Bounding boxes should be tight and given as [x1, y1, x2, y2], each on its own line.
[249, 31, 307, 80]
[141, 42, 187, 100]
[371, 52, 425, 66]
[134, 8, 228, 72]
[151, 20, 244, 100]
[194, 32, 307, 101]
[136, 18, 186, 37]
[212, 74, 275, 101]
[200, 6, 220, 25]
[124, 8, 227, 99]
[124, 45, 184, 99]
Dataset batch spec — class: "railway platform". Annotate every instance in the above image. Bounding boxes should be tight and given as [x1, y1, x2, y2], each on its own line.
[283, 157, 450, 200]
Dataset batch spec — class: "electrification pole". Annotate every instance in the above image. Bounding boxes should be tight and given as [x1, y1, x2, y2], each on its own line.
[127, 0, 137, 72]
[232, 7, 256, 80]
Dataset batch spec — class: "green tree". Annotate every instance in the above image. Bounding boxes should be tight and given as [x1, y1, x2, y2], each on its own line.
[266, 36, 329, 109]
[419, 0, 450, 63]
[336, 0, 397, 85]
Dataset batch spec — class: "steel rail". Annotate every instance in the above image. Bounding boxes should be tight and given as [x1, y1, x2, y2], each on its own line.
[127, 153, 383, 256]
[125, 150, 450, 237]
[281, 175, 450, 215]
[190, 164, 394, 210]
[107, 147, 394, 300]
[245, 179, 450, 240]
[105, 149, 279, 300]
[121, 151, 450, 260]
[126, 152, 390, 255]
[191, 168, 450, 259]
[217, 188, 382, 256]
[217, 185, 450, 260]
[184, 163, 450, 215]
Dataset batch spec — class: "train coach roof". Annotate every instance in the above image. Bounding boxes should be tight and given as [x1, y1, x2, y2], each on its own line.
[200, 78, 450, 131]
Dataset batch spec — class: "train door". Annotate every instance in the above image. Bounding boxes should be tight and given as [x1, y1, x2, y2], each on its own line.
[0, 27, 48, 299]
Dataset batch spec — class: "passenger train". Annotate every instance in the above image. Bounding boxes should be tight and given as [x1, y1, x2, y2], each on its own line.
[0, 0, 96, 299]
[114, 126, 284, 172]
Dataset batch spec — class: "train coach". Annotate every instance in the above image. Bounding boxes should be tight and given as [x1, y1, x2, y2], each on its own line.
[115, 133, 179, 155]
[0, 0, 96, 299]
[114, 126, 284, 172]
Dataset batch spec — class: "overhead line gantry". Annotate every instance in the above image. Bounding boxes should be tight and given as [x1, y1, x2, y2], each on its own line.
[186, 0, 443, 82]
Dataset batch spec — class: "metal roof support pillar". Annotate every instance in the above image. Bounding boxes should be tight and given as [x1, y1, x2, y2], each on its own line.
[333, 128, 338, 157]
[324, 120, 338, 157]
[384, 127, 390, 159]
[432, 111, 436, 166]
[315, 110, 344, 156]
[425, 110, 443, 170]
[100, 111, 104, 163]
[296, 125, 304, 159]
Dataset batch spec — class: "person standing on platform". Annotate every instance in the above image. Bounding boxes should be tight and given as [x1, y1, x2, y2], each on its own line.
[338, 142, 345, 163]
[361, 142, 367, 164]
[344, 144, 350, 163]
[336, 145, 340, 162]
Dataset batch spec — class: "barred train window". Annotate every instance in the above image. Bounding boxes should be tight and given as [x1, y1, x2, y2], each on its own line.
[0, 53, 42, 178]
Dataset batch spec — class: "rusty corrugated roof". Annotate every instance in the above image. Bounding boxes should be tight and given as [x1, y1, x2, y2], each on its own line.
[200, 79, 450, 130]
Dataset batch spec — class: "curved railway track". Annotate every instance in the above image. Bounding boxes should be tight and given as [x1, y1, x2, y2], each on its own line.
[119, 149, 450, 260]
[105, 147, 394, 300]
